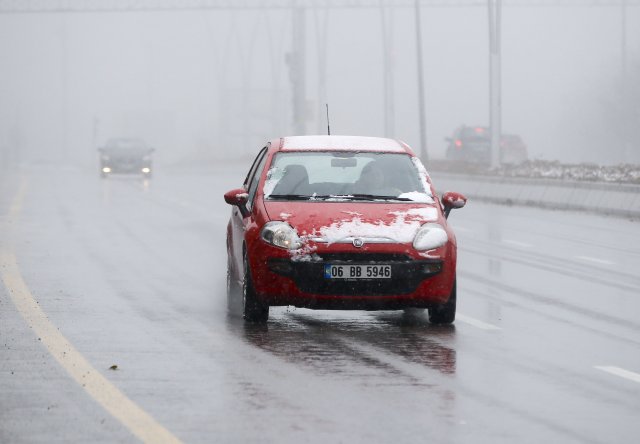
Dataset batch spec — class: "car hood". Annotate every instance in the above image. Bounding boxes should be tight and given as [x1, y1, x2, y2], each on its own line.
[264, 201, 440, 244]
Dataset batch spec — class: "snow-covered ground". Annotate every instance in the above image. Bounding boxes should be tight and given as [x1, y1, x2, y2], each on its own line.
[429, 160, 640, 184]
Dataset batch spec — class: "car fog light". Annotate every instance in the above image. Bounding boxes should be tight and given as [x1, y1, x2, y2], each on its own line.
[268, 260, 294, 276]
[423, 262, 443, 275]
[141, 167, 151, 173]
[102, 167, 111, 173]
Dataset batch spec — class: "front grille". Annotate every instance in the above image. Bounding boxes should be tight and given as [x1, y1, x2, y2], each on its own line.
[268, 254, 442, 296]
[320, 253, 412, 262]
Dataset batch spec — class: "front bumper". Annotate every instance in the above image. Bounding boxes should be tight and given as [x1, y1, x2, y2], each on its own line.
[248, 243, 456, 310]
[102, 161, 151, 174]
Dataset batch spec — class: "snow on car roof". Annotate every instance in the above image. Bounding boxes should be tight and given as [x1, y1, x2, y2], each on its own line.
[280, 135, 409, 153]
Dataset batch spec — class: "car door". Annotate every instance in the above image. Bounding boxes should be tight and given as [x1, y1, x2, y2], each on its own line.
[230, 146, 268, 275]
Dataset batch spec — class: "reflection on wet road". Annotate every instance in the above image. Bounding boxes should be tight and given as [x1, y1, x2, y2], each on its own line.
[1, 166, 639, 443]
[236, 311, 456, 377]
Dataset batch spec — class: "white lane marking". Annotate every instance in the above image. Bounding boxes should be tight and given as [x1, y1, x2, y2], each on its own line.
[335, 338, 452, 384]
[575, 256, 615, 266]
[456, 314, 502, 331]
[595, 366, 640, 384]
[502, 239, 532, 248]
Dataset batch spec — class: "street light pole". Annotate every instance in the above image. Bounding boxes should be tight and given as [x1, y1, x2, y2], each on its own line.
[291, 2, 306, 135]
[380, 1, 395, 138]
[621, 0, 630, 161]
[488, 0, 502, 169]
[414, 0, 428, 161]
[313, 5, 329, 134]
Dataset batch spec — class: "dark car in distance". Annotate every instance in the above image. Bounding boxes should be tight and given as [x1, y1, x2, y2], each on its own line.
[99, 138, 154, 178]
[445, 126, 527, 165]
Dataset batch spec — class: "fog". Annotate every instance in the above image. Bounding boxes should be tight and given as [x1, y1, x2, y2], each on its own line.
[1, 1, 639, 168]
[3, 3, 640, 443]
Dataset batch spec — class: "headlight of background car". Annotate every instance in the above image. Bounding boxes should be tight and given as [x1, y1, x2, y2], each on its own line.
[413, 223, 448, 251]
[261, 221, 302, 250]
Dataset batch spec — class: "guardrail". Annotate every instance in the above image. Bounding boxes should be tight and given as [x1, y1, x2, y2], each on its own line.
[430, 172, 640, 219]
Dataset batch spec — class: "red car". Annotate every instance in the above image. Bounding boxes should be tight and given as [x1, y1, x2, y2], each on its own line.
[224, 136, 466, 323]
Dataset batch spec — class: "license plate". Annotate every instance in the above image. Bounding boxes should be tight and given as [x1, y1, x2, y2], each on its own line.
[324, 264, 392, 279]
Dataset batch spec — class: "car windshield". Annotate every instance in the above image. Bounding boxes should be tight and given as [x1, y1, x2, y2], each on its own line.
[104, 139, 148, 154]
[460, 127, 489, 141]
[263, 151, 433, 203]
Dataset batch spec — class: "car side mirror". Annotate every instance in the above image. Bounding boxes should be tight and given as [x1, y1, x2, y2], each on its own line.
[441, 191, 467, 219]
[224, 188, 250, 217]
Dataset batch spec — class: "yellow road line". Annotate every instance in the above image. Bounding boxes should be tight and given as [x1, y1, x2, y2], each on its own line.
[0, 179, 182, 444]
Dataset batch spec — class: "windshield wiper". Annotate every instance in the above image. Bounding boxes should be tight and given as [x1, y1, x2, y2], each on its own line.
[267, 194, 413, 202]
[266, 194, 313, 200]
[347, 194, 413, 201]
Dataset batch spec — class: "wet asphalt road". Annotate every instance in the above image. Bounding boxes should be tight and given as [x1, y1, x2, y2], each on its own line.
[1, 165, 639, 443]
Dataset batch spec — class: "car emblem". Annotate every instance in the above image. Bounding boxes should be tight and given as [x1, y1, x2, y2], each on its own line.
[352, 238, 365, 248]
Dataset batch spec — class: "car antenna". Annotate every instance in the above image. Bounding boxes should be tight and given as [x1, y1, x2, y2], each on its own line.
[326, 103, 331, 136]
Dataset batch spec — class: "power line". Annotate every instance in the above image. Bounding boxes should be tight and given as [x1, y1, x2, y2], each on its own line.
[0, 0, 639, 14]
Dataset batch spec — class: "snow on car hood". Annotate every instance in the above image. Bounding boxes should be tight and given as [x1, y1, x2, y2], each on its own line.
[264, 201, 439, 244]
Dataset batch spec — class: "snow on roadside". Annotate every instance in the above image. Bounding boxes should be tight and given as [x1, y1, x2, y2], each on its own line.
[429, 159, 640, 184]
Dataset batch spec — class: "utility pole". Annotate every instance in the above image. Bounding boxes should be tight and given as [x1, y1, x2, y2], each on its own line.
[621, 0, 630, 162]
[92, 115, 100, 148]
[488, 0, 502, 169]
[380, 1, 395, 138]
[414, 0, 428, 160]
[313, 5, 329, 134]
[59, 14, 69, 163]
[290, 2, 307, 135]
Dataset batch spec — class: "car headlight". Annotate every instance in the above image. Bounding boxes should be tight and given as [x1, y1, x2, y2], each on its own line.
[413, 223, 448, 251]
[261, 221, 302, 250]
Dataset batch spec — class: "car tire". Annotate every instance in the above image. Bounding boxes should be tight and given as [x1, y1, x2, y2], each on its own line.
[428, 278, 456, 324]
[242, 253, 269, 323]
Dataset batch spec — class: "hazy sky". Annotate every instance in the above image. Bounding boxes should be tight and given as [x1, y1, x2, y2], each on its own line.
[1, 2, 639, 166]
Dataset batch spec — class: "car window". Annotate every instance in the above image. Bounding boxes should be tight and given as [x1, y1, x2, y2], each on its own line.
[105, 147, 149, 156]
[262, 152, 433, 203]
[246, 148, 268, 210]
[244, 146, 268, 187]
[459, 127, 489, 142]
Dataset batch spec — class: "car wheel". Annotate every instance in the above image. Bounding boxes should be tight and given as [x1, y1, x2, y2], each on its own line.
[428, 278, 456, 324]
[242, 253, 269, 323]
